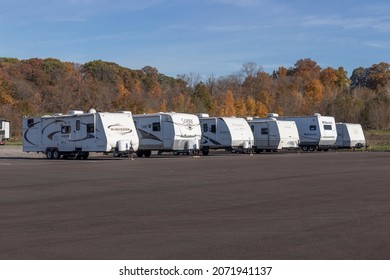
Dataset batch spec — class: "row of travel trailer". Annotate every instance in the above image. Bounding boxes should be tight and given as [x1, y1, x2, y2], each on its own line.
[21, 110, 366, 159]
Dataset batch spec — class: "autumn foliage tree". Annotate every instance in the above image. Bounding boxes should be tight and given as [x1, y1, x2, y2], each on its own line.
[1, 57, 390, 140]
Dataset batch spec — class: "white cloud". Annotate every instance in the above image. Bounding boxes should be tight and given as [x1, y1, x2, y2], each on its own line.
[302, 15, 390, 32]
[206, 24, 268, 32]
[364, 41, 390, 49]
[209, 0, 266, 7]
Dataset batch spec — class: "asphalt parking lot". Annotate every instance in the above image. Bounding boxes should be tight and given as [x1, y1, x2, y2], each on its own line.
[1, 148, 389, 259]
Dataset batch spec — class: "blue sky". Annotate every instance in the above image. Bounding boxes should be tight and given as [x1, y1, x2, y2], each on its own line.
[1, 0, 390, 78]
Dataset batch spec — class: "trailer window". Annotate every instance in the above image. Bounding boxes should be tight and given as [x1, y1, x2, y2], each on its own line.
[76, 120, 80, 131]
[211, 125, 216, 133]
[310, 125, 317, 131]
[152, 122, 160, 131]
[250, 125, 254, 132]
[61, 126, 71, 134]
[87, 123, 94, 133]
[324, 125, 332, 130]
[203, 123, 208, 132]
[261, 128, 268, 135]
[27, 118, 34, 128]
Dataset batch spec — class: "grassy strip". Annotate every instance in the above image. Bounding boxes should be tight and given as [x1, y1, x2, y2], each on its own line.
[365, 130, 390, 151]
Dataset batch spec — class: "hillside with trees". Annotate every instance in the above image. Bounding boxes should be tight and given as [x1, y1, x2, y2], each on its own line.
[1, 57, 390, 140]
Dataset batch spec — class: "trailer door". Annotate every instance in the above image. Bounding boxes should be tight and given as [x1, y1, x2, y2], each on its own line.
[70, 115, 94, 150]
[162, 115, 173, 149]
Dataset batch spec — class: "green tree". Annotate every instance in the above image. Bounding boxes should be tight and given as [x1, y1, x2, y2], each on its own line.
[192, 82, 213, 113]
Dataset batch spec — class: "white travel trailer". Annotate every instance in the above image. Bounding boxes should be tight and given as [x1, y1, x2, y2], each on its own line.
[0, 119, 10, 144]
[133, 112, 201, 157]
[22, 109, 139, 159]
[278, 113, 337, 151]
[336, 123, 366, 149]
[198, 114, 254, 155]
[248, 117, 300, 152]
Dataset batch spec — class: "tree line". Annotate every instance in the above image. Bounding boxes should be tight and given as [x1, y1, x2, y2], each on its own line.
[1, 57, 390, 139]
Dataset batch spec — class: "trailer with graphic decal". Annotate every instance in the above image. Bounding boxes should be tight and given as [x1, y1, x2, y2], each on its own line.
[279, 113, 337, 151]
[22, 109, 139, 159]
[132, 112, 201, 157]
[197, 114, 254, 155]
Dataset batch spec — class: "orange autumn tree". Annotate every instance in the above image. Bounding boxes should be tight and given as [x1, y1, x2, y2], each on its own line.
[218, 90, 236, 116]
[303, 79, 324, 114]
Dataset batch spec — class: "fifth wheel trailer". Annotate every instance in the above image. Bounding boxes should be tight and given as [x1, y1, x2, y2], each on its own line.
[0, 119, 10, 145]
[198, 114, 254, 155]
[277, 113, 337, 151]
[132, 112, 201, 157]
[22, 109, 139, 159]
[336, 123, 366, 149]
[248, 117, 300, 152]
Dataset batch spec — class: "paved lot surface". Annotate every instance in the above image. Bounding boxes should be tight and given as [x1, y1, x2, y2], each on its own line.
[1, 146, 390, 259]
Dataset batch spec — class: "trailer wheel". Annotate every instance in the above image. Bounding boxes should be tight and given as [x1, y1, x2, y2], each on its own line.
[46, 149, 54, 159]
[136, 151, 144, 157]
[309, 146, 316, 152]
[302, 146, 308, 152]
[144, 150, 152, 158]
[202, 149, 209, 156]
[53, 149, 61, 159]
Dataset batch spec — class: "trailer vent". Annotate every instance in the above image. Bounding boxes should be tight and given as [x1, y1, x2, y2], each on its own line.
[67, 110, 84, 115]
[118, 110, 132, 114]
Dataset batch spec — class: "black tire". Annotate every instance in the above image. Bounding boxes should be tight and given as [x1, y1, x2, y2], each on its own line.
[202, 149, 209, 156]
[136, 151, 144, 157]
[144, 150, 152, 158]
[46, 149, 54, 159]
[53, 149, 61, 159]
